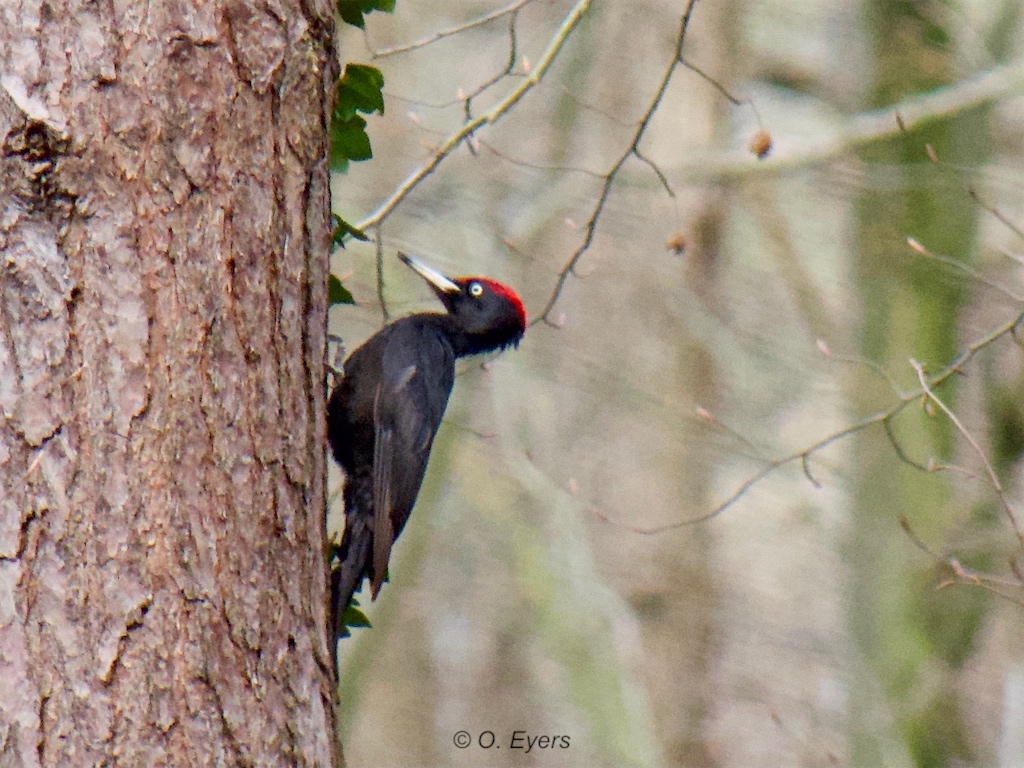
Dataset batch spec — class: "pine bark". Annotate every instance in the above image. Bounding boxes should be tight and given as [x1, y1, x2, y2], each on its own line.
[0, 2, 339, 765]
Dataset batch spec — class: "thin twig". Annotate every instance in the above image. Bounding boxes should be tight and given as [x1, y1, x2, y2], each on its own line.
[479, 139, 606, 178]
[907, 236, 1024, 302]
[801, 453, 821, 488]
[556, 83, 635, 128]
[883, 417, 930, 472]
[463, 10, 522, 152]
[899, 517, 1024, 608]
[681, 55, 766, 129]
[910, 357, 1024, 549]
[682, 58, 744, 106]
[370, 0, 536, 58]
[373, 17, 528, 123]
[693, 405, 767, 457]
[831, 353, 905, 397]
[634, 149, 675, 197]
[968, 186, 1024, 243]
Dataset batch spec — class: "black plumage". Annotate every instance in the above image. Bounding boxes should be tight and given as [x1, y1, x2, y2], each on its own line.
[328, 253, 526, 645]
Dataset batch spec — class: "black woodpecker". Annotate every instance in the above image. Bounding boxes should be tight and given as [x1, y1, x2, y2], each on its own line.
[328, 253, 526, 646]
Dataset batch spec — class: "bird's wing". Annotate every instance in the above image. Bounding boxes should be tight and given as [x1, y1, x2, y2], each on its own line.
[368, 328, 454, 596]
[370, 382, 396, 597]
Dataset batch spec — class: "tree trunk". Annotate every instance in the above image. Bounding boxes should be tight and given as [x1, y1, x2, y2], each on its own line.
[0, 2, 339, 765]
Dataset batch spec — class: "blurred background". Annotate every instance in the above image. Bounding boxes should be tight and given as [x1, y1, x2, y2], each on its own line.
[328, 1, 1024, 765]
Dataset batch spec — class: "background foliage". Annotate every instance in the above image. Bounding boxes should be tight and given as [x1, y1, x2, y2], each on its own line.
[329, 1, 1024, 766]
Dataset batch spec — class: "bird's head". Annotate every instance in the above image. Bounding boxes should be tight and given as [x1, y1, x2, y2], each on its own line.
[399, 252, 527, 353]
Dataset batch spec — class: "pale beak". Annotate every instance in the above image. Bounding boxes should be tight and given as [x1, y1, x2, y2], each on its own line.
[398, 252, 461, 296]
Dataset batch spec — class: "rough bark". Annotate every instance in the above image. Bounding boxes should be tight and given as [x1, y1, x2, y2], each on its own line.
[0, 1, 339, 766]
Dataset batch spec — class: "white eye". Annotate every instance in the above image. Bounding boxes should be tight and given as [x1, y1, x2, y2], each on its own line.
[469, 281, 484, 297]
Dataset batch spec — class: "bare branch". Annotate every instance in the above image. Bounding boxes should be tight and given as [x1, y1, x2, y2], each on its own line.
[535, 0, 701, 324]
[683, 56, 1024, 184]
[356, 0, 592, 232]
[595, 310, 1024, 534]
[536, 55, 1024, 324]
[375, 226, 390, 322]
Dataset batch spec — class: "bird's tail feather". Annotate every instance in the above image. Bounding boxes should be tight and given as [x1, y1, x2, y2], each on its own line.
[331, 478, 374, 659]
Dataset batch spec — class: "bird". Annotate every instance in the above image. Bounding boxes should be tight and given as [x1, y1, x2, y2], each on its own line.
[328, 252, 526, 646]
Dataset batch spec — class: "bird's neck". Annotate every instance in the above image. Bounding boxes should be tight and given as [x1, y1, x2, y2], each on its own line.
[418, 313, 508, 358]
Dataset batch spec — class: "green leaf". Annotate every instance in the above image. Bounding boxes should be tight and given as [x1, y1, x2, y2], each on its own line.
[330, 114, 372, 169]
[328, 274, 356, 306]
[341, 604, 372, 629]
[338, 2, 366, 28]
[330, 64, 385, 171]
[331, 214, 369, 248]
[337, 597, 372, 638]
[335, 64, 385, 120]
[338, 0, 396, 29]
